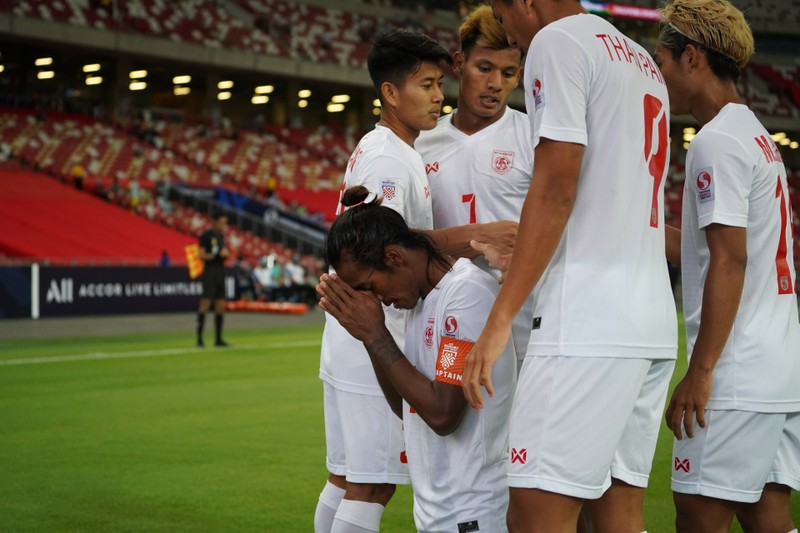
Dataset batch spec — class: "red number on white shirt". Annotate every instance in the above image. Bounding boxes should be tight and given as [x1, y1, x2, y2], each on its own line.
[643, 94, 668, 228]
[462, 193, 476, 224]
[775, 175, 795, 295]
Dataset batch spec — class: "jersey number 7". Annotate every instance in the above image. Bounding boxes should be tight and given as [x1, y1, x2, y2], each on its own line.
[643, 94, 668, 229]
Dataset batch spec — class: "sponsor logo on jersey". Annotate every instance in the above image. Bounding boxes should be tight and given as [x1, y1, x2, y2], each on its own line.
[695, 167, 713, 203]
[674, 457, 690, 473]
[511, 448, 527, 464]
[492, 150, 514, 175]
[425, 162, 439, 174]
[457, 520, 480, 533]
[399, 451, 408, 464]
[532, 78, 544, 109]
[444, 315, 458, 335]
[424, 318, 434, 348]
[381, 180, 397, 200]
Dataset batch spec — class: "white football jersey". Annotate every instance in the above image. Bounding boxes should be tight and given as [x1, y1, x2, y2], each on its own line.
[523, 14, 677, 359]
[404, 258, 515, 532]
[682, 103, 800, 412]
[320, 125, 434, 395]
[416, 109, 535, 364]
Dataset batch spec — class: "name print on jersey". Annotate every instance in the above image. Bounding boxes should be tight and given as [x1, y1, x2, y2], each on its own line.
[596, 33, 664, 85]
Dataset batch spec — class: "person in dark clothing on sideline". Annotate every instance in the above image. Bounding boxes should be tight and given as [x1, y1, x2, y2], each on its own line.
[197, 213, 231, 347]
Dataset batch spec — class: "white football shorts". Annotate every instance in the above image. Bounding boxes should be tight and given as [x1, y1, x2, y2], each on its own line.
[672, 409, 800, 502]
[508, 355, 675, 499]
[323, 382, 410, 485]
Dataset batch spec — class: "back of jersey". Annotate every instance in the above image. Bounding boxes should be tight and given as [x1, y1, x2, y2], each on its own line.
[524, 13, 677, 359]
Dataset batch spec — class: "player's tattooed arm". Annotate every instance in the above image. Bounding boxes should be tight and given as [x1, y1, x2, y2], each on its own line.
[318, 274, 466, 434]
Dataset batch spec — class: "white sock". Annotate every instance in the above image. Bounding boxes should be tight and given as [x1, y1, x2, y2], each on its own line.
[331, 499, 385, 533]
[314, 482, 346, 533]
[787, 529, 798, 533]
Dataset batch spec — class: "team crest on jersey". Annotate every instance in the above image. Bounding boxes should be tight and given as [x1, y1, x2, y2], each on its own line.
[492, 150, 514, 175]
[424, 318, 435, 348]
[532, 78, 545, 109]
[381, 180, 397, 200]
[695, 167, 714, 203]
[444, 315, 458, 336]
[425, 162, 439, 174]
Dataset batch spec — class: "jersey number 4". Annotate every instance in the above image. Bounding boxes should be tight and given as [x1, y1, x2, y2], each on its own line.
[643, 94, 668, 229]
[775, 175, 796, 295]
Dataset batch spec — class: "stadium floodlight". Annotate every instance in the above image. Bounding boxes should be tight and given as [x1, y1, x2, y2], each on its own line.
[298, 99, 308, 108]
[683, 142, 689, 150]
[771, 132, 787, 141]
[173, 75, 191, 85]
[255, 85, 274, 94]
[217, 80, 234, 90]
[372, 99, 381, 107]
[442, 105, 453, 114]
[779, 137, 791, 146]
[331, 94, 350, 104]
[37, 71, 55, 80]
[35, 57, 53, 66]
[327, 103, 345, 113]
[0, 65, 4, 73]
[129, 81, 147, 91]
[683, 132, 695, 142]
[252, 95, 269, 104]
[372, 107, 380, 116]
[791, 141, 798, 149]
[682, 127, 696, 135]
[83, 64, 101, 73]
[298, 89, 311, 98]
[217, 91, 232, 101]
[174, 86, 190, 96]
[85, 76, 103, 86]
[129, 70, 147, 79]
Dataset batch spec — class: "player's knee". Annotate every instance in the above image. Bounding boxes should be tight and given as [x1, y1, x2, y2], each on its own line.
[345, 482, 395, 505]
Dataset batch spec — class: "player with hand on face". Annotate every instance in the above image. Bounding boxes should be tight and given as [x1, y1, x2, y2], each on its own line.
[655, 1, 800, 532]
[416, 4, 534, 371]
[319, 186, 516, 533]
[315, 28, 517, 533]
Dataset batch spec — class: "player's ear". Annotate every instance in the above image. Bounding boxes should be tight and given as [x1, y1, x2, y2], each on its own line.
[682, 43, 702, 72]
[452, 50, 465, 75]
[381, 81, 399, 108]
[383, 245, 405, 268]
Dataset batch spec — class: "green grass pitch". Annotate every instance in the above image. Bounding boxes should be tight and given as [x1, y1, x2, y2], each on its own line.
[0, 321, 797, 531]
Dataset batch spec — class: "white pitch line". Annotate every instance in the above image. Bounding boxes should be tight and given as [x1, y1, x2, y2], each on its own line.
[0, 340, 321, 366]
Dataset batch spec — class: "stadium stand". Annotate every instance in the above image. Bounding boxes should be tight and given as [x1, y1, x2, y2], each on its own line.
[3, 0, 460, 68]
[0, 167, 194, 265]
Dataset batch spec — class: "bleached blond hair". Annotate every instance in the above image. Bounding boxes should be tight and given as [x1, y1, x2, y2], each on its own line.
[459, 4, 517, 57]
[659, 0, 754, 69]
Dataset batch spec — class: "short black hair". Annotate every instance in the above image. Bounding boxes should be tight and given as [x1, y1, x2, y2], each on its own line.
[367, 28, 452, 100]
